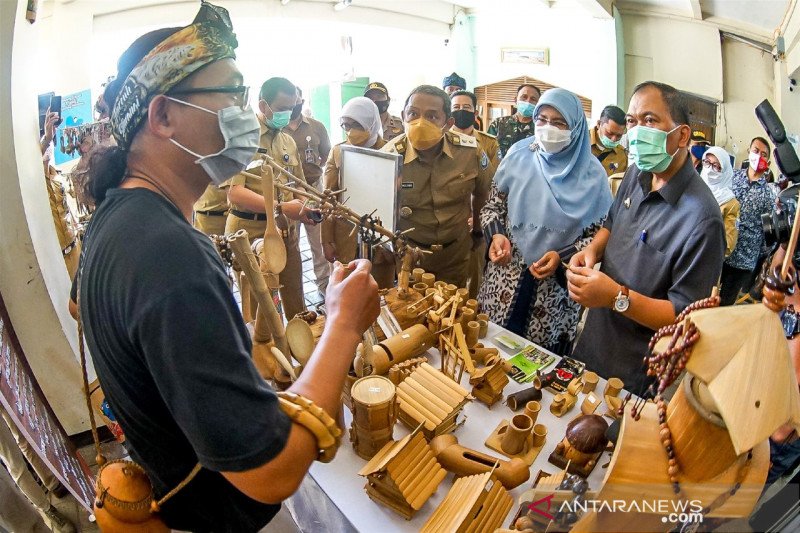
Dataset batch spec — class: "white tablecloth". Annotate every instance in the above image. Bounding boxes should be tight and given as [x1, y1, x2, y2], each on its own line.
[309, 322, 618, 532]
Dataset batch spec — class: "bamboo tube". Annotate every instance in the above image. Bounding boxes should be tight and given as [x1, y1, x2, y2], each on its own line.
[411, 368, 464, 406]
[408, 466, 447, 510]
[465, 299, 479, 313]
[397, 400, 437, 431]
[403, 378, 452, 418]
[419, 363, 468, 398]
[411, 268, 425, 284]
[465, 321, 480, 348]
[421, 273, 436, 288]
[228, 231, 289, 357]
[501, 415, 532, 455]
[393, 437, 428, 480]
[397, 388, 442, 425]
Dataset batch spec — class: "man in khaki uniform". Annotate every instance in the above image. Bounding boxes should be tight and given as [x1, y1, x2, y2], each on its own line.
[193, 184, 229, 236]
[221, 77, 314, 319]
[364, 82, 404, 141]
[450, 90, 500, 297]
[286, 87, 332, 294]
[382, 85, 492, 287]
[589, 105, 628, 177]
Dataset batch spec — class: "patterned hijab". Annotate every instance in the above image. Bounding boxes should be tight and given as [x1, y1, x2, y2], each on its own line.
[111, 1, 238, 149]
[495, 88, 612, 266]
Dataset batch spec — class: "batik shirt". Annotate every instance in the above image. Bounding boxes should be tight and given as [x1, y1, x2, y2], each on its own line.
[487, 115, 534, 158]
[725, 169, 776, 271]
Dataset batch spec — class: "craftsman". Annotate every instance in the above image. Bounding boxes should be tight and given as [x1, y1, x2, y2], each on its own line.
[75, 6, 380, 530]
[221, 76, 314, 319]
[567, 81, 725, 394]
[382, 85, 493, 287]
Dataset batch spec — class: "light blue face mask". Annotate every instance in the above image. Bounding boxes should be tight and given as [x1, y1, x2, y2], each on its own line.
[627, 124, 681, 173]
[516, 100, 535, 118]
[266, 108, 292, 130]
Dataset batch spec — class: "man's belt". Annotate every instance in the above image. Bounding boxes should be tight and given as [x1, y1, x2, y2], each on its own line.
[62, 240, 77, 256]
[230, 209, 268, 221]
[196, 209, 228, 217]
[406, 237, 458, 253]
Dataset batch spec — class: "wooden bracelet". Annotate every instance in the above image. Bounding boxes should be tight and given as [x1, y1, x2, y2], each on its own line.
[277, 392, 342, 463]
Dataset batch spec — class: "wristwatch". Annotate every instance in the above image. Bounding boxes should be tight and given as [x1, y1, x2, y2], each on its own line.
[613, 285, 630, 313]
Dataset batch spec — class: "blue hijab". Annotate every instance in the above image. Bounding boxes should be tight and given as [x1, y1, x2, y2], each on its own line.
[494, 88, 612, 266]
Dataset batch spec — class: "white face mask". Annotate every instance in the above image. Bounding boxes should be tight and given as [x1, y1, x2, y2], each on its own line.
[535, 124, 571, 153]
[701, 166, 722, 184]
[748, 151, 765, 172]
[167, 97, 260, 186]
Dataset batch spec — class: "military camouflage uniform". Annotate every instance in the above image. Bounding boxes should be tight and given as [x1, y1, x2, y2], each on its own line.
[487, 115, 535, 158]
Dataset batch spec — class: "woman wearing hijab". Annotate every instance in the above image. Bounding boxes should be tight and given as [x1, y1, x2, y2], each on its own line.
[321, 97, 394, 286]
[700, 146, 740, 257]
[478, 88, 613, 354]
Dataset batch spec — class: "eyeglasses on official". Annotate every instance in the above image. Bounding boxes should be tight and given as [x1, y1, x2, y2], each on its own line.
[534, 115, 569, 129]
[702, 158, 722, 172]
[168, 85, 250, 110]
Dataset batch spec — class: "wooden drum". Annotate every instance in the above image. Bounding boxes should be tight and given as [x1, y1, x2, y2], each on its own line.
[350, 376, 397, 459]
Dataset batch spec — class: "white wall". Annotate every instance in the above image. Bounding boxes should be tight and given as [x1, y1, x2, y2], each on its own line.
[622, 13, 723, 101]
[1, 0, 89, 435]
[718, 37, 776, 165]
[470, 0, 619, 121]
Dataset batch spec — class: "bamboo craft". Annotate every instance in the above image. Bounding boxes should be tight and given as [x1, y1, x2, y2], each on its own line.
[259, 161, 287, 274]
[469, 359, 508, 407]
[429, 434, 530, 489]
[396, 363, 470, 439]
[388, 357, 428, 385]
[420, 472, 514, 533]
[350, 376, 397, 459]
[228, 231, 289, 357]
[550, 377, 583, 417]
[357, 427, 447, 519]
[355, 324, 436, 376]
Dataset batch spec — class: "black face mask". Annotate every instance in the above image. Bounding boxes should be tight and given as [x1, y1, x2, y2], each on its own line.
[290, 102, 303, 120]
[375, 100, 390, 114]
[452, 109, 475, 130]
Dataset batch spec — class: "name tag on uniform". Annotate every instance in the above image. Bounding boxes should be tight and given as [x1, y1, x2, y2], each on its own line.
[401, 182, 414, 189]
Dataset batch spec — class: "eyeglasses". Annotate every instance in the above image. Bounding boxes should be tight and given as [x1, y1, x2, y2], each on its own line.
[702, 159, 722, 172]
[168, 85, 250, 110]
[534, 115, 568, 129]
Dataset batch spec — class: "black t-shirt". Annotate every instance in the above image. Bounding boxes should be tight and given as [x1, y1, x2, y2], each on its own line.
[77, 188, 290, 532]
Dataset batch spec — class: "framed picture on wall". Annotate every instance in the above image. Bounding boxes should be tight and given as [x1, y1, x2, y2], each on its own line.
[501, 48, 549, 65]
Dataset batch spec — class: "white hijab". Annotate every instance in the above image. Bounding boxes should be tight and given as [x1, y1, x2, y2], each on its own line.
[341, 97, 382, 147]
[701, 146, 735, 205]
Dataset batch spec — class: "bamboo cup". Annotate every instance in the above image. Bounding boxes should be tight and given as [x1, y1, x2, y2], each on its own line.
[501, 414, 532, 455]
[532, 423, 547, 447]
[524, 401, 541, 424]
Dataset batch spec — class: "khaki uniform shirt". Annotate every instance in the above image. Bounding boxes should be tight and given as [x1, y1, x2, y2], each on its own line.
[721, 197, 741, 258]
[286, 116, 331, 186]
[221, 117, 306, 212]
[381, 131, 493, 245]
[590, 126, 628, 177]
[193, 184, 229, 213]
[381, 113, 404, 142]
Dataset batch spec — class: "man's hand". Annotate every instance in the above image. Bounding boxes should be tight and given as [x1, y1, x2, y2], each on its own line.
[325, 259, 380, 341]
[281, 199, 321, 225]
[488, 234, 512, 266]
[41, 111, 59, 153]
[569, 247, 598, 269]
[529, 250, 560, 279]
[323, 242, 337, 263]
[566, 265, 617, 308]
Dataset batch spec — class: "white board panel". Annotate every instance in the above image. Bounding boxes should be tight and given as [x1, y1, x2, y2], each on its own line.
[340, 145, 402, 233]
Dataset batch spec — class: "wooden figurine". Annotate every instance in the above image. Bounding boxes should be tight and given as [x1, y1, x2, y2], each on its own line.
[354, 324, 436, 376]
[420, 472, 514, 533]
[550, 377, 582, 417]
[469, 359, 508, 407]
[548, 414, 609, 476]
[429, 434, 530, 489]
[396, 363, 470, 439]
[581, 391, 602, 415]
[349, 376, 397, 460]
[357, 426, 447, 520]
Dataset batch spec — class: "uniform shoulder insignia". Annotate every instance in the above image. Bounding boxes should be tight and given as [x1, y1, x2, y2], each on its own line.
[383, 134, 407, 154]
[448, 131, 477, 148]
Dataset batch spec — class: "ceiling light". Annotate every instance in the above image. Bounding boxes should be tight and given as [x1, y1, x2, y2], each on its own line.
[334, 0, 352, 11]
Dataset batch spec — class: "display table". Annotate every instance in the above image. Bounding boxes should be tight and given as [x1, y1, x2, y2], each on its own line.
[308, 322, 622, 532]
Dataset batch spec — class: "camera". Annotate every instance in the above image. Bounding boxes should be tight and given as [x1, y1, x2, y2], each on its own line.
[762, 183, 799, 249]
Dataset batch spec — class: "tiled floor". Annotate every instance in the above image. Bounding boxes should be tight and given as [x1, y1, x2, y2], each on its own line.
[299, 225, 326, 310]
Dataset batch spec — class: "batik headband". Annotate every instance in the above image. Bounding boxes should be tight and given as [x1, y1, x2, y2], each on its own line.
[111, 1, 237, 149]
